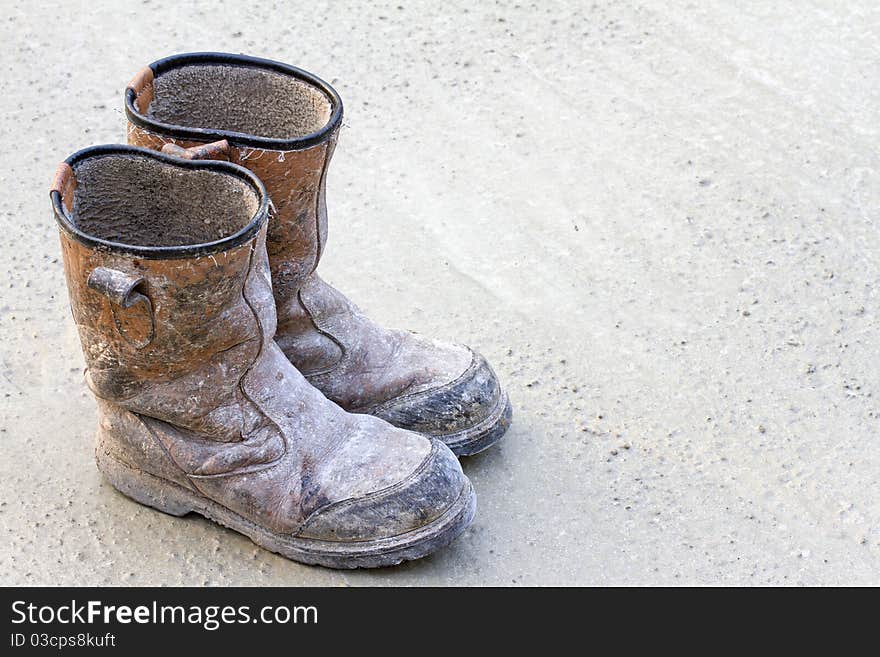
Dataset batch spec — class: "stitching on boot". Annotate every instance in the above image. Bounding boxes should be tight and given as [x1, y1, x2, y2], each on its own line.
[296, 287, 346, 377]
[296, 441, 441, 534]
[131, 413, 201, 493]
[366, 349, 480, 414]
[235, 242, 288, 456]
[313, 129, 338, 264]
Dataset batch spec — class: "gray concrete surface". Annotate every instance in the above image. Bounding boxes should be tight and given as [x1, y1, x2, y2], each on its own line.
[1, 0, 879, 585]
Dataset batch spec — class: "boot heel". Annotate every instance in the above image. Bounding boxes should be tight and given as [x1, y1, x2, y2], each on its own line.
[96, 450, 195, 517]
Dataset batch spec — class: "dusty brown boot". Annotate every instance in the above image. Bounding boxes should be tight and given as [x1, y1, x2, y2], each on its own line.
[51, 145, 475, 568]
[124, 53, 512, 456]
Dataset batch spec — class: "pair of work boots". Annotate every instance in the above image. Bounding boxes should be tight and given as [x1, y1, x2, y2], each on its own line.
[50, 53, 511, 568]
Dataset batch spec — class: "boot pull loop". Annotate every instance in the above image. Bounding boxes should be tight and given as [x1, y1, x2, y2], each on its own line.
[161, 140, 232, 162]
[50, 162, 76, 212]
[126, 66, 155, 113]
[87, 267, 155, 349]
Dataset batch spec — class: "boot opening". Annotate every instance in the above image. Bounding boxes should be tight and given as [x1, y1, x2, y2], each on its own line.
[147, 64, 334, 140]
[68, 154, 260, 248]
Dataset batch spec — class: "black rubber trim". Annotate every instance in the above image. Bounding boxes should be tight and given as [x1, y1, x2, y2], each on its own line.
[50, 144, 269, 259]
[124, 52, 344, 151]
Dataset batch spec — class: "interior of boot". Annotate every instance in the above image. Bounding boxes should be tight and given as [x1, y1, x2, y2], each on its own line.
[69, 154, 259, 247]
[147, 64, 333, 140]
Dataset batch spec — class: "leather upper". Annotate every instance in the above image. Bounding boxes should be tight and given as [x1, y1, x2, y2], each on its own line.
[59, 149, 470, 542]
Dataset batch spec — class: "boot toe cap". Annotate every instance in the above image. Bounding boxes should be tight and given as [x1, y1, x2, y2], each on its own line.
[295, 440, 473, 542]
[371, 349, 512, 455]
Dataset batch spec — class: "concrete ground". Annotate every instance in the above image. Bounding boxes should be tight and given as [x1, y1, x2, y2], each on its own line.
[1, 0, 879, 586]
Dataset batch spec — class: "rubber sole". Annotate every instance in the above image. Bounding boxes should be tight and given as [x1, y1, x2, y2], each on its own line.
[96, 450, 476, 569]
[443, 392, 513, 457]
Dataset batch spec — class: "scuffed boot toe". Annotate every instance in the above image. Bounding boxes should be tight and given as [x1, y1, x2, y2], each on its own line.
[296, 440, 475, 564]
[370, 349, 512, 456]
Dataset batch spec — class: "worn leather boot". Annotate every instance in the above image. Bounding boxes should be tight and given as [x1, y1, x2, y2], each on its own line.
[51, 145, 475, 568]
[124, 53, 512, 455]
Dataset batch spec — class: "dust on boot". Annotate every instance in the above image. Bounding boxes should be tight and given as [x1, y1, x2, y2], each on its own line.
[51, 145, 475, 568]
[124, 53, 512, 455]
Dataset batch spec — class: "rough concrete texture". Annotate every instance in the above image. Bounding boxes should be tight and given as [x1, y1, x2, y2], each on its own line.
[2, 1, 879, 585]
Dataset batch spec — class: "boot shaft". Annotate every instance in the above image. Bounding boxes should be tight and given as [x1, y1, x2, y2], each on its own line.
[51, 146, 273, 439]
[125, 53, 342, 303]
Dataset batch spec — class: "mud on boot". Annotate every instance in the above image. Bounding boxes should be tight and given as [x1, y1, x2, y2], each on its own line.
[51, 145, 475, 568]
